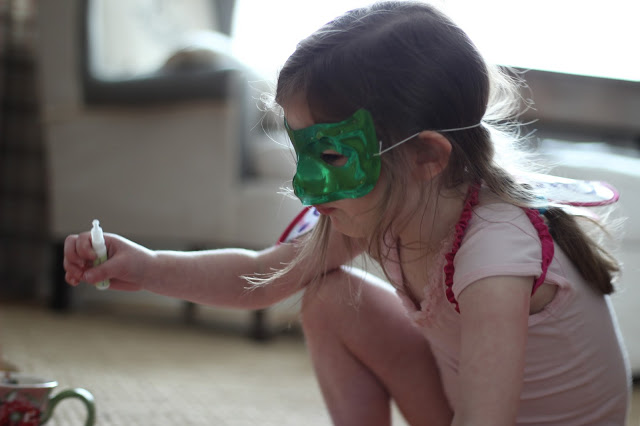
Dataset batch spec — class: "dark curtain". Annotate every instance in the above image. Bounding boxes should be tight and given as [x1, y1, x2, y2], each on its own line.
[0, 0, 48, 300]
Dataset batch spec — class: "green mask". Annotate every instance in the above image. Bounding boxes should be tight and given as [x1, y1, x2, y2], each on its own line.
[285, 108, 381, 206]
[285, 108, 482, 206]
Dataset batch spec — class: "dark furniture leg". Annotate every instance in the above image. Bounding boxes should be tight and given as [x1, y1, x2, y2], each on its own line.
[250, 309, 269, 341]
[183, 301, 197, 324]
[50, 240, 72, 311]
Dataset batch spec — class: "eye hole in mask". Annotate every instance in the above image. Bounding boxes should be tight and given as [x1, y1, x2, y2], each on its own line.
[321, 150, 348, 167]
[284, 109, 381, 206]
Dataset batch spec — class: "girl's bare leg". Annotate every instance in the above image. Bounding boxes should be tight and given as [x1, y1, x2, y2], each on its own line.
[301, 267, 452, 426]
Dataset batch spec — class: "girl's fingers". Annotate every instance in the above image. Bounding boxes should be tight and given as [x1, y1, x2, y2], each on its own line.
[63, 234, 81, 265]
[82, 260, 112, 284]
[65, 271, 80, 286]
[63, 233, 98, 286]
[63, 257, 81, 276]
[75, 232, 96, 260]
[63, 251, 89, 285]
[64, 233, 95, 263]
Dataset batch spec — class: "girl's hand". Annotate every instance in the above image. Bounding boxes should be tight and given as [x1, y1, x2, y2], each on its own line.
[63, 232, 156, 291]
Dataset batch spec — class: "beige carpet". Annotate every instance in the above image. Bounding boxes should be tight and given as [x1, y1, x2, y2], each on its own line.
[1, 303, 638, 426]
[1, 302, 337, 426]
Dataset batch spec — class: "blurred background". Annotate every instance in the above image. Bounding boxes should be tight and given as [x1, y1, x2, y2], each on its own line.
[0, 0, 638, 423]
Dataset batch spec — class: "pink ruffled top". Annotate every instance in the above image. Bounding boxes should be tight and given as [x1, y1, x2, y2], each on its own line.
[390, 184, 555, 319]
[382, 185, 629, 425]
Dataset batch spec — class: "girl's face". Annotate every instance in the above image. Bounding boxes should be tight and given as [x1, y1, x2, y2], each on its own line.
[283, 96, 387, 238]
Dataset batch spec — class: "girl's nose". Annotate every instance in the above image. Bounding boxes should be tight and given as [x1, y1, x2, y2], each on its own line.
[294, 158, 330, 195]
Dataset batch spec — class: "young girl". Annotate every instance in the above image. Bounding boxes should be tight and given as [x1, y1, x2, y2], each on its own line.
[63, 2, 630, 425]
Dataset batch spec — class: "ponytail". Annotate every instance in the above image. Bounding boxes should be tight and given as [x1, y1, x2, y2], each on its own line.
[543, 207, 618, 295]
[475, 163, 619, 296]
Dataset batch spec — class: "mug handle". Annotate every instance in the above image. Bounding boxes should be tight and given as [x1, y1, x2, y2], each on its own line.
[41, 388, 96, 426]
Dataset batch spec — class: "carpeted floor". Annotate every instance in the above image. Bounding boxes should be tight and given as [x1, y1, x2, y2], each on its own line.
[1, 302, 337, 425]
[1, 302, 638, 425]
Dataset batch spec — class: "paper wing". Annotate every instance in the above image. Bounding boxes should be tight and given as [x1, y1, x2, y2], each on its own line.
[526, 174, 619, 207]
[277, 207, 321, 244]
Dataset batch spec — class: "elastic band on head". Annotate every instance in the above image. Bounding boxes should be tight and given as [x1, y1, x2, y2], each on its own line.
[376, 122, 483, 156]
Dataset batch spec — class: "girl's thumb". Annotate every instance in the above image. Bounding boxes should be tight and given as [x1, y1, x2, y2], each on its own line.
[83, 261, 114, 284]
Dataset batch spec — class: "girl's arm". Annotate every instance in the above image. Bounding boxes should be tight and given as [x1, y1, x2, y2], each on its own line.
[452, 275, 532, 426]
[64, 227, 359, 310]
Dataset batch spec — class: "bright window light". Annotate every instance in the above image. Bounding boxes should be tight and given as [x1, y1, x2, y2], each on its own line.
[232, 0, 639, 82]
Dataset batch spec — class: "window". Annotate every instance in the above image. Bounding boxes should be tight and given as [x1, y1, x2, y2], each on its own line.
[231, 0, 639, 82]
[87, 0, 219, 79]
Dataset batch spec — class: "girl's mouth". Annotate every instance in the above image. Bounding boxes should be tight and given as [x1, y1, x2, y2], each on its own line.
[314, 206, 336, 216]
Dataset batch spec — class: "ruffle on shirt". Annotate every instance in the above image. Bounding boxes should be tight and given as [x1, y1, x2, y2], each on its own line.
[524, 208, 554, 294]
[444, 184, 480, 313]
[396, 230, 456, 328]
[442, 186, 554, 313]
[394, 183, 554, 323]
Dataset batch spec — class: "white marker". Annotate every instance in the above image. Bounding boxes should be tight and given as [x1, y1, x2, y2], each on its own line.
[90, 219, 110, 290]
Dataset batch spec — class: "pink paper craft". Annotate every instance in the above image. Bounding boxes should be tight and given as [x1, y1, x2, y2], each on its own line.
[277, 206, 321, 244]
[524, 174, 619, 207]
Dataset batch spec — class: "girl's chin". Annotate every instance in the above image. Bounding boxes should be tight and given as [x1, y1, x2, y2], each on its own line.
[329, 216, 368, 239]
[314, 206, 336, 216]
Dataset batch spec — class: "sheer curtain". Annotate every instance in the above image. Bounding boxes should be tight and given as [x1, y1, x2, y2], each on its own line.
[0, 0, 48, 300]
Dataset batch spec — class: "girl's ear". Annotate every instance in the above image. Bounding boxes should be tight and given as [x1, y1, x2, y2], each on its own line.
[411, 131, 452, 181]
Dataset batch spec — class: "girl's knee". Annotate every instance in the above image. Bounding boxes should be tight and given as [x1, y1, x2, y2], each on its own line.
[302, 269, 347, 318]
[301, 267, 395, 333]
[300, 267, 365, 331]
